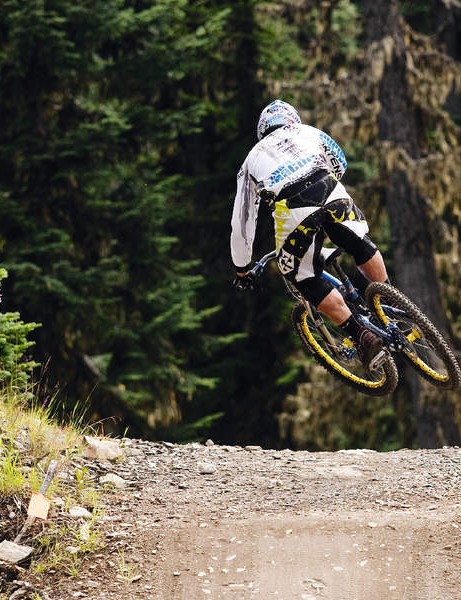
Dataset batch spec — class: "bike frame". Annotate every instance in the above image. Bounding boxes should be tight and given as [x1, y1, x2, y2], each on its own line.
[251, 249, 410, 353]
[249, 248, 461, 392]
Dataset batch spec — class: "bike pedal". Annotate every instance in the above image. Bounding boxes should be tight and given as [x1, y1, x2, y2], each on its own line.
[369, 349, 387, 371]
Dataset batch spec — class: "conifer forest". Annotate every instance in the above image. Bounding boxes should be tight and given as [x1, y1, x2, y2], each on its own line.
[0, 0, 460, 450]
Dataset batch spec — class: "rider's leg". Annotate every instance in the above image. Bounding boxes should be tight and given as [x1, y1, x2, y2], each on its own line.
[295, 275, 383, 368]
[317, 288, 352, 325]
[275, 198, 383, 368]
[275, 203, 367, 333]
[315, 289, 367, 340]
[322, 201, 386, 366]
[324, 199, 388, 282]
[316, 289, 384, 363]
[357, 249, 388, 282]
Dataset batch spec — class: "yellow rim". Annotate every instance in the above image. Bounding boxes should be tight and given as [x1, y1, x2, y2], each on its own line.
[372, 294, 448, 383]
[300, 311, 386, 389]
[403, 350, 448, 382]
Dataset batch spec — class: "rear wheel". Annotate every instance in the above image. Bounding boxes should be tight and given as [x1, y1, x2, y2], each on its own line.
[365, 282, 461, 389]
[292, 301, 399, 397]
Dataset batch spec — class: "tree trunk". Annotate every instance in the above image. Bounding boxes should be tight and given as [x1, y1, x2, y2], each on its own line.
[362, 0, 459, 447]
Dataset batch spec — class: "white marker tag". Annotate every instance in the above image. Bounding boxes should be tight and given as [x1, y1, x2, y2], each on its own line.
[27, 491, 51, 519]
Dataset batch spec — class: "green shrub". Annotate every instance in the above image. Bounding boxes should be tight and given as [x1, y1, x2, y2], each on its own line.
[0, 268, 40, 389]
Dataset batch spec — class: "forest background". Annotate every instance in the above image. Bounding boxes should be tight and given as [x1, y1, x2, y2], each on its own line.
[0, 0, 460, 452]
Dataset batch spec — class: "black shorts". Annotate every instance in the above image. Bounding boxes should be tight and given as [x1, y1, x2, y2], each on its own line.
[277, 197, 377, 305]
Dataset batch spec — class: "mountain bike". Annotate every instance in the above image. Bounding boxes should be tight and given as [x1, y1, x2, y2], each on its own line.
[246, 247, 461, 397]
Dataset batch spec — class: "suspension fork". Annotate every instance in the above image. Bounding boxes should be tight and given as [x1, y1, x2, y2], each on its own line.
[305, 302, 338, 349]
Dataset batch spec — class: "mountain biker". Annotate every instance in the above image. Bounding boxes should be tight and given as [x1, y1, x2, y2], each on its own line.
[230, 99, 389, 369]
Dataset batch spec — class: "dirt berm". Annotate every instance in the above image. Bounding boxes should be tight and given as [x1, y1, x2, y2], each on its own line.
[30, 440, 461, 599]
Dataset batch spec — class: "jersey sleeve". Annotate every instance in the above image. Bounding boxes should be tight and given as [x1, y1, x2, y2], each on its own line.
[230, 160, 260, 270]
[319, 131, 347, 180]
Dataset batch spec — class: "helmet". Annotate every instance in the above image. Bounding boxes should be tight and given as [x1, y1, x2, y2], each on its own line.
[256, 99, 301, 141]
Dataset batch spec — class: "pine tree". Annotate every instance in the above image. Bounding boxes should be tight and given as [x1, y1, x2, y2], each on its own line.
[0, 0, 226, 435]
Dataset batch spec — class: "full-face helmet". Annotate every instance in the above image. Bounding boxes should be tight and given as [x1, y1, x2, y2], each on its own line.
[256, 99, 301, 141]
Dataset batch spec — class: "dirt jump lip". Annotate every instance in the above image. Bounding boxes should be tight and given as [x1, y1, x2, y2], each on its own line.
[22, 441, 461, 599]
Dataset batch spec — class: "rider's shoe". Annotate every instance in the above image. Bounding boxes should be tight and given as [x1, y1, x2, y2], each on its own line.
[356, 329, 383, 370]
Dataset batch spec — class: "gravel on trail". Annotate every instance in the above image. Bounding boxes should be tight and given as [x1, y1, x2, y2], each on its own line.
[10, 439, 461, 599]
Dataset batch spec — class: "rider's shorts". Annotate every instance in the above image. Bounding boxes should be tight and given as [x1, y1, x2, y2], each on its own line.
[274, 180, 377, 305]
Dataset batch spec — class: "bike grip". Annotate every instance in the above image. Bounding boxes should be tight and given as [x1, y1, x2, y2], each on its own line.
[251, 262, 263, 276]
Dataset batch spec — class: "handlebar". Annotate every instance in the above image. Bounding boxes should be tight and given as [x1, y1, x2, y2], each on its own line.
[233, 250, 277, 292]
[238, 246, 353, 300]
[249, 250, 277, 278]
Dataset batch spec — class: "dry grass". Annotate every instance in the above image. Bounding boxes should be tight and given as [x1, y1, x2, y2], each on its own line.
[0, 386, 109, 590]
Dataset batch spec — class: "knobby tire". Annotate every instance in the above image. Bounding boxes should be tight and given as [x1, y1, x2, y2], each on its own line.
[365, 282, 461, 390]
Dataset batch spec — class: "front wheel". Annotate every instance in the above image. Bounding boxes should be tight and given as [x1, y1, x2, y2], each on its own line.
[292, 302, 399, 397]
[365, 282, 461, 389]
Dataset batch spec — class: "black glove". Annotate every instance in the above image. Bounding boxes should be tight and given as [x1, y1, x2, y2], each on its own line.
[233, 272, 255, 292]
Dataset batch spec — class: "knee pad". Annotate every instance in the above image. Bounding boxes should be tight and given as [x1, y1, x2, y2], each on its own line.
[294, 276, 335, 307]
[354, 235, 378, 266]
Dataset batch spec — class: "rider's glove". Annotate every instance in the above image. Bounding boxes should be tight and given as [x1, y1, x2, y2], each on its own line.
[233, 272, 255, 292]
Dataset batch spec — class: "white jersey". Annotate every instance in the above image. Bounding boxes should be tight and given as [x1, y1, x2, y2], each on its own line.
[230, 123, 349, 269]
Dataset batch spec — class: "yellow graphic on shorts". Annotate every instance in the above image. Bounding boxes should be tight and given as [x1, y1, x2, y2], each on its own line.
[296, 223, 314, 235]
[326, 208, 346, 223]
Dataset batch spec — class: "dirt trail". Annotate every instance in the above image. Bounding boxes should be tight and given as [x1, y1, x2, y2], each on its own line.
[28, 441, 461, 599]
[153, 511, 458, 599]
